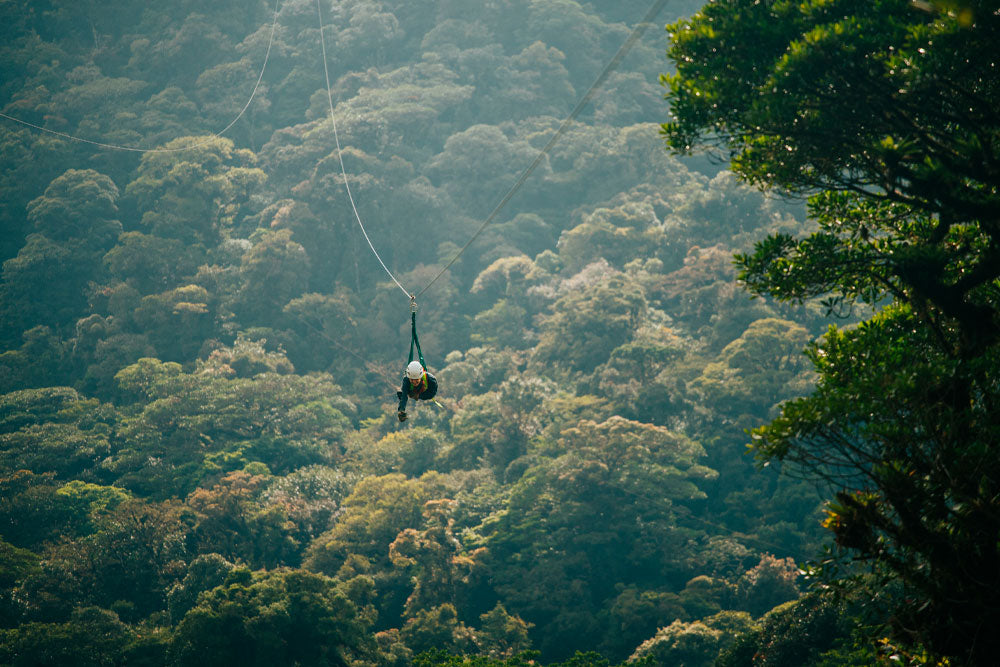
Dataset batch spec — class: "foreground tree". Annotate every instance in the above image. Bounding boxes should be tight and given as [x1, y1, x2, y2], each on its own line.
[665, 0, 1000, 662]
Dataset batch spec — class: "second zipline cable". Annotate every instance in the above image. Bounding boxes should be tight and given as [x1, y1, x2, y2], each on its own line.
[0, 0, 282, 154]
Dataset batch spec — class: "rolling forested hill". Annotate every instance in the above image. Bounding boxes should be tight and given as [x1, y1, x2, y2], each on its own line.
[0, 0, 865, 664]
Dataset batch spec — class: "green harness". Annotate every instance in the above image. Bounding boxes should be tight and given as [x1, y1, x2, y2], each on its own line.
[407, 297, 425, 369]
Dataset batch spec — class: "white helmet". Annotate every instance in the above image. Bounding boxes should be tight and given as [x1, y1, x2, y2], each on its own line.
[406, 361, 424, 379]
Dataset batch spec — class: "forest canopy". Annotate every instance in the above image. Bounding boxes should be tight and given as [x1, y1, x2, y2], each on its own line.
[4, 0, 990, 664]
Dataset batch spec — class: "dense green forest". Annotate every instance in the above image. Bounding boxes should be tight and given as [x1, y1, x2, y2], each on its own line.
[0, 0, 995, 665]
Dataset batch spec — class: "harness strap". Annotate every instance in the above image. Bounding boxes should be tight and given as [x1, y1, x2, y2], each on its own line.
[407, 307, 425, 369]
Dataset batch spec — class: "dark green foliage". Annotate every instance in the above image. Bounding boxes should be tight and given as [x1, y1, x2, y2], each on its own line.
[0, 606, 134, 667]
[666, 0, 1000, 662]
[484, 416, 717, 657]
[168, 569, 375, 666]
[0, 538, 39, 627]
[167, 553, 237, 623]
[716, 594, 874, 667]
[0, 169, 122, 346]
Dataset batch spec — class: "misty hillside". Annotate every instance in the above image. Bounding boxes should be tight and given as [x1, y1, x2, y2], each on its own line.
[2, 0, 995, 665]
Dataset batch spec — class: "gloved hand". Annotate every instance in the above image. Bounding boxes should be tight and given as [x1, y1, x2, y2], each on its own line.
[396, 391, 403, 400]
[397, 410, 407, 422]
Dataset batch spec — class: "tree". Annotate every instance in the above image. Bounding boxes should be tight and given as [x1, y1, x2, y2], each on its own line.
[54, 480, 131, 536]
[349, 427, 442, 478]
[260, 465, 355, 558]
[0, 126, 73, 265]
[0, 606, 134, 667]
[108, 359, 351, 496]
[0, 326, 70, 394]
[716, 594, 874, 667]
[103, 232, 201, 295]
[665, 1, 1000, 661]
[470, 299, 530, 350]
[665, 1, 999, 214]
[167, 553, 237, 624]
[399, 603, 478, 656]
[389, 499, 483, 616]
[629, 610, 753, 667]
[197, 334, 295, 379]
[0, 537, 40, 626]
[688, 318, 814, 422]
[0, 393, 116, 481]
[556, 208, 656, 275]
[233, 229, 310, 325]
[24, 168, 121, 244]
[484, 416, 716, 660]
[81, 499, 190, 617]
[475, 42, 576, 123]
[665, 0, 1000, 355]
[168, 569, 375, 667]
[445, 375, 557, 476]
[425, 124, 544, 214]
[303, 474, 433, 576]
[122, 136, 264, 246]
[533, 269, 647, 373]
[281, 290, 360, 374]
[732, 554, 800, 618]
[185, 470, 299, 569]
[132, 284, 214, 361]
[476, 603, 533, 659]
[0, 169, 121, 343]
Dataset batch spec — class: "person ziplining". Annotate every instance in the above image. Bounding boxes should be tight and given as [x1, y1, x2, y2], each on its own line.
[395, 297, 437, 422]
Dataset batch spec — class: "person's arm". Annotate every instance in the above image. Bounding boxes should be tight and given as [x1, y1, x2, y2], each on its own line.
[397, 378, 409, 413]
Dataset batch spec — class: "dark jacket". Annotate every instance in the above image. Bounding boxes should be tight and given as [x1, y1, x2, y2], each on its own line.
[397, 372, 438, 411]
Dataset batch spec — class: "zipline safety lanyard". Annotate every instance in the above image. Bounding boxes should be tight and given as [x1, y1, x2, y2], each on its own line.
[407, 295, 425, 369]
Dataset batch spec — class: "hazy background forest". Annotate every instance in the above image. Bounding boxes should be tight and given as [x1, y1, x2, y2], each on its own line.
[5, 0, 976, 664]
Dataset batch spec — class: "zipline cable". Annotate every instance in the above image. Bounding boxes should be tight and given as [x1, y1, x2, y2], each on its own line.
[0, 0, 282, 154]
[415, 0, 671, 298]
[315, 0, 410, 298]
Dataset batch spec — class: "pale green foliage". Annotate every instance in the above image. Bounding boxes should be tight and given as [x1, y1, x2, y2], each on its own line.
[690, 318, 814, 420]
[123, 136, 263, 244]
[400, 603, 479, 656]
[26, 169, 121, 244]
[198, 334, 295, 378]
[347, 427, 442, 477]
[303, 474, 434, 576]
[55, 480, 130, 529]
[534, 270, 647, 372]
[630, 610, 753, 667]
[477, 603, 533, 659]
